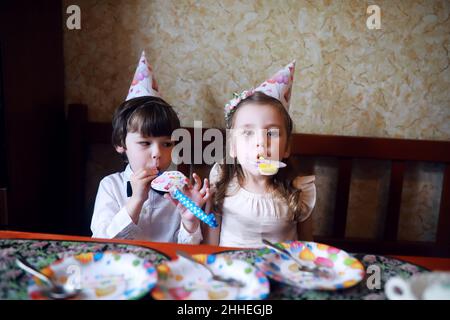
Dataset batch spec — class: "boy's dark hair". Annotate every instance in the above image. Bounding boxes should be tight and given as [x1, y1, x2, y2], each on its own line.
[112, 96, 181, 149]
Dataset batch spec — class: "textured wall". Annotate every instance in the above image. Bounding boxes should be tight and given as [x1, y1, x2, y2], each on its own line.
[64, 0, 449, 139]
[63, 0, 450, 240]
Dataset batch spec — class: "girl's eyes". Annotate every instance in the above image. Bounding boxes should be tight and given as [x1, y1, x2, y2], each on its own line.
[267, 129, 280, 137]
[239, 129, 280, 137]
[139, 141, 150, 146]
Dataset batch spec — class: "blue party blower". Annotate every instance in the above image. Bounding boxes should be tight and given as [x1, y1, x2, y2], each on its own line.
[170, 188, 218, 228]
[151, 171, 218, 228]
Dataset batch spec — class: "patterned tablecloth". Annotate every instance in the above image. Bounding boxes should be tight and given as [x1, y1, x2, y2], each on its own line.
[0, 239, 169, 300]
[216, 250, 429, 300]
[0, 239, 429, 300]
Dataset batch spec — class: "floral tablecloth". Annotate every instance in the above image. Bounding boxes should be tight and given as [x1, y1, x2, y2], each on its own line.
[0, 239, 169, 299]
[0, 239, 429, 300]
[216, 250, 429, 300]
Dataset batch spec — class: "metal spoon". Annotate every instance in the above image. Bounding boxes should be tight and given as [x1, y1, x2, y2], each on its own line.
[176, 250, 245, 288]
[16, 256, 81, 299]
[262, 239, 334, 279]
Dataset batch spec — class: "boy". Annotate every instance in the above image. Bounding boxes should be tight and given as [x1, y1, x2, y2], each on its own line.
[91, 51, 208, 243]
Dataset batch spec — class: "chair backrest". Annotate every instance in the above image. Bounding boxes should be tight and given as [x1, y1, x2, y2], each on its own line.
[288, 134, 450, 257]
[67, 104, 450, 256]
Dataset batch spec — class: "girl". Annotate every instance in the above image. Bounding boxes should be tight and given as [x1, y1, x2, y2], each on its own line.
[203, 62, 316, 248]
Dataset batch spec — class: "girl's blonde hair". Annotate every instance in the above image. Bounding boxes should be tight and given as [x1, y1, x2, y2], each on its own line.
[214, 91, 303, 220]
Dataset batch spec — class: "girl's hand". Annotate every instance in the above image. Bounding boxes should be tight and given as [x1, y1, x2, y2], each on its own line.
[129, 167, 159, 203]
[164, 173, 211, 233]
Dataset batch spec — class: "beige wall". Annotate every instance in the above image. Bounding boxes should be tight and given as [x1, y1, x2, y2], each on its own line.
[64, 0, 449, 140]
[63, 0, 450, 240]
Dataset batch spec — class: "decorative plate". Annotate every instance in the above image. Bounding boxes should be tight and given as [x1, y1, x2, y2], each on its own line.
[151, 171, 189, 192]
[27, 251, 158, 300]
[152, 254, 270, 300]
[254, 241, 365, 290]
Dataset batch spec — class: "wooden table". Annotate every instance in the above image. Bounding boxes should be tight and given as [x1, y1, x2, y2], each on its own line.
[1, 230, 449, 270]
[2, 230, 450, 301]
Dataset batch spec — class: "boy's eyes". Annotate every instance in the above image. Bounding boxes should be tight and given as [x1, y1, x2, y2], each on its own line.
[162, 142, 175, 147]
[138, 141, 175, 147]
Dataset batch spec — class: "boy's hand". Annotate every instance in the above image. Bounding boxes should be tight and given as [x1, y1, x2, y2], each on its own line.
[126, 167, 158, 224]
[130, 168, 158, 203]
[129, 167, 159, 203]
[164, 173, 211, 233]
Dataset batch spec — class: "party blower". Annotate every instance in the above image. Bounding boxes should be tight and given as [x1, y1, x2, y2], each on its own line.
[252, 156, 287, 175]
[151, 171, 218, 228]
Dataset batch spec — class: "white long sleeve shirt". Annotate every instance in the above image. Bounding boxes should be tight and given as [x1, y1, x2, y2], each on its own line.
[90, 165, 202, 244]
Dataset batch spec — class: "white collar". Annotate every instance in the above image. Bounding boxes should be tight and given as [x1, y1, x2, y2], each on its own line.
[124, 164, 133, 182]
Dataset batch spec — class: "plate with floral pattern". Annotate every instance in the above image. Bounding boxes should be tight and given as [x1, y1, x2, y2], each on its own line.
[254, 241, 365, 290]
[152, 254, 269, 300]
[27, 251, 158, 300]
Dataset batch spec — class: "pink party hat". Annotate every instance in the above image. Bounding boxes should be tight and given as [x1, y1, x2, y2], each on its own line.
[126, 51, 161, 101]
[224, 61, 296, 121]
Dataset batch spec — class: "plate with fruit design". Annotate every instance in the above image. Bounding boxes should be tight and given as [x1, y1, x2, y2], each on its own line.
[27, 251, 158, 300]
[152, 254, 269, 300]
[254, 241, 365, 290]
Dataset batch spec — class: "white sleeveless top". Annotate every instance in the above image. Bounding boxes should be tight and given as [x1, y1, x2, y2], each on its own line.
[209, 163, 316, 248]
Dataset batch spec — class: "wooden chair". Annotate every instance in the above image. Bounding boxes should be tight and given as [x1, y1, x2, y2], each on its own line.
[289, 134, 450, 257]
[67, 104, 450, 256]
